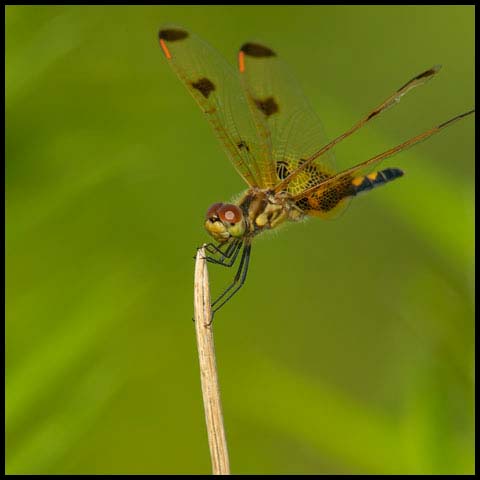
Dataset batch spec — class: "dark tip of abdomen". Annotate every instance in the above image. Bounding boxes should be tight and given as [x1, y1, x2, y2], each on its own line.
[382, 168, 404, 181]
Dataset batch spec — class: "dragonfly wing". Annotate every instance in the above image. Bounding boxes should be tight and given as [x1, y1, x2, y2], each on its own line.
[159, 26, 272, 188]
[238, 42, 337, 192]
[293, 108, 475, 217]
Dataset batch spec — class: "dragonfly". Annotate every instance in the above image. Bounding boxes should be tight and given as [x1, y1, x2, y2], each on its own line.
[158, 25, 474, 320]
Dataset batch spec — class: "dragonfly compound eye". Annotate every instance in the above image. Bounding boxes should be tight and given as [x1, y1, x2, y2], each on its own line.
[205, 202, 224, 220]
[218, 204, 243, 224]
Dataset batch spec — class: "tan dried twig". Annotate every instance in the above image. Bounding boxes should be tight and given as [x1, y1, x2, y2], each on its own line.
[193, 246, 230, 475]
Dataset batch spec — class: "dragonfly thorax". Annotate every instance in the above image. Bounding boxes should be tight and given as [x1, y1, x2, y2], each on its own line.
[239, 188, 304, 237]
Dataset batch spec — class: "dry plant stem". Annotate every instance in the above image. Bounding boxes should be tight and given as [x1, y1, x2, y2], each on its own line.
[194, 246, 231, 475]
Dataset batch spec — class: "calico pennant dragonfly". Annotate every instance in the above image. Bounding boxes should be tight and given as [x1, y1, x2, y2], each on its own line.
[158, 26, 474, 319]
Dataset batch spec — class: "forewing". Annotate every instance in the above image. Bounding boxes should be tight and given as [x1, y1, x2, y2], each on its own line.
[238, 42, 337, 193]
[159, 26, 270, 188]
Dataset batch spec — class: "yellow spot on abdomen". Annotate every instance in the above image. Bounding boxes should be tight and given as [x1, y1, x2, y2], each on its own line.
[351, 176, 364, 186]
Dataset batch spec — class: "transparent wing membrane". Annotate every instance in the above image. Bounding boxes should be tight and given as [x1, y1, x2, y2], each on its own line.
[274, 65, 444, 193]
[159, 26, 271, 188]
[238, 43, 337, 192]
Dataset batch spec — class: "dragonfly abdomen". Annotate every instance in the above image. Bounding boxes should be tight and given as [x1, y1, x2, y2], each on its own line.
[294, 167, 404, 218]
[351, 168, 404, 196]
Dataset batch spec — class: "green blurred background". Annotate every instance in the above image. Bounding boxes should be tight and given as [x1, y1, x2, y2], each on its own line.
[6, 5, 474, 475]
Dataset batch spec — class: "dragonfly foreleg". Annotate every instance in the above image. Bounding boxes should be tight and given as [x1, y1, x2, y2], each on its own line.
[204, 241, 231, 256]
[204, 239, 242, 267]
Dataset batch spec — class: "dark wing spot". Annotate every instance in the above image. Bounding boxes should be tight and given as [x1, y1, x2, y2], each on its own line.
[366, 109, 380, 121]
[397, 65, 440, 92]
[298, 158, 317, 175]
[276, 161, 291, 180]
[437, 109, 475, 129]
[191, 78, 216, 99]
[240, 43, 276, 57]
[158, 28, 189, 41]
[317, 180, 355, 211]
[237, 140, 250, 152]
[297, 175, 354, 212]
[413, 67, 438, 81]
[254, 97, 279, 117]
[295, 197, 310, 211]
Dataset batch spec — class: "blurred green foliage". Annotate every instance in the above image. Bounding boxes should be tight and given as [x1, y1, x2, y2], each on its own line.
[6, 5, 474, 475]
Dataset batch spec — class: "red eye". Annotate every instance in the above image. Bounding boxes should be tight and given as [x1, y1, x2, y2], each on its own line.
[218, 204, 242, 224]
[206, 202, 223, 220]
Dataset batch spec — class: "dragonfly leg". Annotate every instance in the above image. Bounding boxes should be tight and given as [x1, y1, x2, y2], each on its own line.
[204, 241, 231, 256]
[194, 241, 231, 260]
[208, 243, 251, 324]
[204, 240, 242, 267]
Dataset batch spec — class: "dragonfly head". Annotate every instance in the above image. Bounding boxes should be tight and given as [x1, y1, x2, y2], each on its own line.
[205, 202, 246, 243]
